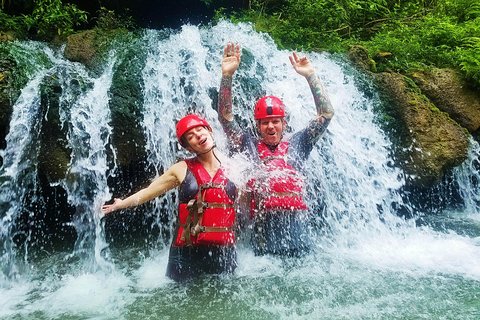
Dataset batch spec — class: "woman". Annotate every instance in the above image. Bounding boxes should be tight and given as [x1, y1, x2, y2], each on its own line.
[102, 114, 238, 281]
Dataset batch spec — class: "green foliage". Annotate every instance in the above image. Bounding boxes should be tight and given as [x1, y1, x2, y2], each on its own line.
[200, 0, 215, 5]
[366, 15, 480, 87]
[221, 0, 480, 87]
[457, 24, 480, 87]
[0, 9, 28, 36]
[95, 7, 136, 30]
[438, 0, 480, 22]
[231, 1, 348, 51]
[24, 0, 88, 39]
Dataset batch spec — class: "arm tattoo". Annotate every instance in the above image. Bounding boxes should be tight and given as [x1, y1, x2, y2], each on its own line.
[218, 75, 233, 122]
[306, 117, 331, 141]
[217, 75, 243, 147]
[307, 73, 334, 120]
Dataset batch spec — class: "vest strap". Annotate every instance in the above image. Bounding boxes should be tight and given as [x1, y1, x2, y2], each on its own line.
[261, 155, 285, 163]
[203, 202, 234, 209]
[198, 226, 233, 233]
[180, 189, 233, 245]
[269, 191, 302, 198]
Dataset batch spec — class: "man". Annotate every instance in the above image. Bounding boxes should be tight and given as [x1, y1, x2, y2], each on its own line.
[217, 43, 334, 256]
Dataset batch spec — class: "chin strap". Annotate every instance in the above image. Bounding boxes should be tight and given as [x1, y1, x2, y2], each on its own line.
[194, 143, 217, 156]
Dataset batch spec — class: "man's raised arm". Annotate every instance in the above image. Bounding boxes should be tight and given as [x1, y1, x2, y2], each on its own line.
[218, 43, 243, 146]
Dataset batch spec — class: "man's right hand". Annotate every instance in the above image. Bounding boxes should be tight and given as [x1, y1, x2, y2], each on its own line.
[222, 42, 241, 77]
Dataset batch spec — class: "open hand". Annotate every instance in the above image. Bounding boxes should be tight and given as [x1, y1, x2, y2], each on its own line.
[289, 52, 315, 78]
[222, 42, 241, 77]
[101, 198, 123, 215]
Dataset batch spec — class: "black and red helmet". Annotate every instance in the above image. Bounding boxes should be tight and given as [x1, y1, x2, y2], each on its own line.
[254, 96, 286, 120]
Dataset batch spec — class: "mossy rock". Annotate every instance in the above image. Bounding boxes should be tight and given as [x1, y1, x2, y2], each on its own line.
[64, 30, 101, 70]
[64, 28, 132, 73]
[0, 31, 15, 42]
[0, 54, 18, 157]
[348, 45, 376, 73]
[410, 68, 480, 134]
[108, 35, 148, 172]
[374, 72, 469, 187]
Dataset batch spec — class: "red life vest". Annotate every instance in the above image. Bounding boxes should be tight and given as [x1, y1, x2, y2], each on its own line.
[249, 141, 308, 214]
[174, 158, 236, 247]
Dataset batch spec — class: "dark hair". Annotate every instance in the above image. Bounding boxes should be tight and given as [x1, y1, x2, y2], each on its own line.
[180, 135, 189, 148]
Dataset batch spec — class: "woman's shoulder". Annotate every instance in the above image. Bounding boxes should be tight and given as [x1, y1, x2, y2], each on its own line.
[168, 160, 189, 181]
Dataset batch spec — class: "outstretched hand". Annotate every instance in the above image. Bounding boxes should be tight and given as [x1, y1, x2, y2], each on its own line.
[222, 42, 241, 77]
[101, 198, 123, 215]
[289, 52, 315, 78]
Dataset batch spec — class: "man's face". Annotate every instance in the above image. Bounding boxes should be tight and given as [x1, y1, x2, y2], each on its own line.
[258, 117, 285, 146]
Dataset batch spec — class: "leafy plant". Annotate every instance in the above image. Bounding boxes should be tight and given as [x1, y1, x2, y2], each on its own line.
[95, 6, 136, 30]
[0, 9, 28, 36]
[24, 0, 88, 39]
[220, 0, 480, 87]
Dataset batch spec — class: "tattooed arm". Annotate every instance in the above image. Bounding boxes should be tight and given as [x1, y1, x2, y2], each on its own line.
[286, 52, 334, 155]
[289, 52, 334, 120]
[289, 52, 334, 141]
[218, 43, 244, 147]
[306, 72, 334, 121]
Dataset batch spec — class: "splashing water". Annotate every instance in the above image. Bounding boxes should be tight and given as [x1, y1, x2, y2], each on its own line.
[57, 51, 117, 272]
[0, 71, 46, 283]
[0, 21, 479, 319]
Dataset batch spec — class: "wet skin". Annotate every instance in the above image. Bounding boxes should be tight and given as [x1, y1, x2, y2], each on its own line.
[184, 126, 215, 154]
[258, 117, 286, 146]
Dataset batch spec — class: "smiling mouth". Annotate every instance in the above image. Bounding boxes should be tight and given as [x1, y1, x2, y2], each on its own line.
[199, 138, 207, 145]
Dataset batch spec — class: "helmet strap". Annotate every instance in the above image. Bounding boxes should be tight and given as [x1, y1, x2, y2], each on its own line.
[194, 143, 216, 155]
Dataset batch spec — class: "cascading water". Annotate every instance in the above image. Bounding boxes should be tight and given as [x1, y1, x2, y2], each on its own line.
[0, 71, 46, 283]
[0, 21, 479, 319]
[454, 138, 480, 216]
[0, 42, 59, 283]
[57, 51, 117, 272]
[140, 28, 219, 241]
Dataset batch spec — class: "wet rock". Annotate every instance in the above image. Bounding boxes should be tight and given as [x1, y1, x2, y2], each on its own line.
[375, 72, 469, 187]
[348, 45, 376, 73]
[0, 55, 18, 163]
[64, 30, 102, 71]
[347, 45, 473, 188]
[410, 68, 480, 134]
[106, 34, 152, 197]
[38, 74, 71, 183]
[0, 31, 15, 42]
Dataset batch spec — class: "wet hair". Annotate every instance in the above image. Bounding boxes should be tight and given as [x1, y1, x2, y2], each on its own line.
[180, 135, 189, 148]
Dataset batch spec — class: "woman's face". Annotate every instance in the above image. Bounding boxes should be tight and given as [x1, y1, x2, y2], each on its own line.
[183, 126, 214, 153]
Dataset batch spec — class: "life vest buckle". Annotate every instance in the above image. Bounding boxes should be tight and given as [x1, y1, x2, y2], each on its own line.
[190, 224, 205, 236]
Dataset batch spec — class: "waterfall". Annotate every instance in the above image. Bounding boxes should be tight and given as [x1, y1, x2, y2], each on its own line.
[140, 27, 219, 241]
[0, 72, 45, 283]
[57, 51, 117, 272]
[453, 138, 480, 215]
[0, 43, 117, 284]
[0, 21, 479, 319]
[0, 42, 59, 283]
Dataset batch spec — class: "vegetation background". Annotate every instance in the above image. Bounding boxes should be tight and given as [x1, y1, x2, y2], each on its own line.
[1, 0, 479, 88]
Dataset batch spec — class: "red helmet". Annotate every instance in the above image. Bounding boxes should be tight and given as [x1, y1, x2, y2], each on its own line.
[254, 96, 286, 120]
[176, 114, 211, 146]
